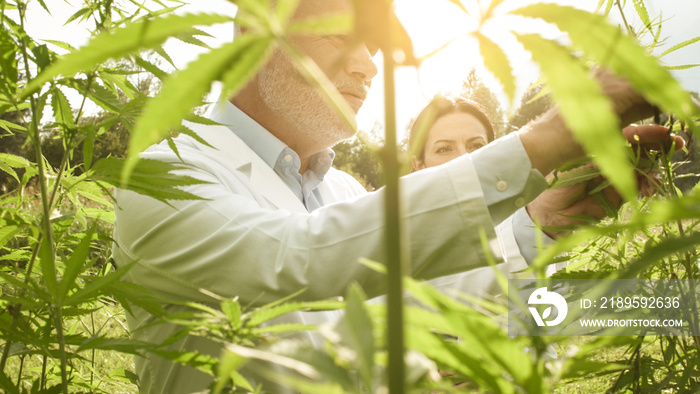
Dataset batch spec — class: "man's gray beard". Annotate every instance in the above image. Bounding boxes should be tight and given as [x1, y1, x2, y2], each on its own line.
[258, 50, 355, 145]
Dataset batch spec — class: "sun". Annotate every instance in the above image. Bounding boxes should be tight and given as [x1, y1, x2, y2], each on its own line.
[356, 0, 601, 135]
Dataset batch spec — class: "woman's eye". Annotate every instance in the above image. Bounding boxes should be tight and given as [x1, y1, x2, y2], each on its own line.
[467, 143, 485, 152]
[436, 146, 452, 154]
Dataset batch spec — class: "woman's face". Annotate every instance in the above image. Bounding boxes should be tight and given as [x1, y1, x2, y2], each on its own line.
[412, 112, 490, 171]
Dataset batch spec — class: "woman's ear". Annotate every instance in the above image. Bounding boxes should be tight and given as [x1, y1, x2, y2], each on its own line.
[411, 156, 425, 172]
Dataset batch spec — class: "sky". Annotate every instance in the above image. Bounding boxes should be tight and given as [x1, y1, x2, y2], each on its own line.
[24, 0, 700, 136]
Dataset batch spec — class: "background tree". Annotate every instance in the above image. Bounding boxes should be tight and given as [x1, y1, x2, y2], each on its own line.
[332, 124, 384, 190]
[461, 69, 507, 137]
[508, 83, 553, 133]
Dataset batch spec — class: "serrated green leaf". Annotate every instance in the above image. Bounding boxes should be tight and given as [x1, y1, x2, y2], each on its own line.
[152, 349, 218, 374]
[63, 78, 123, 113]
[90, 157, 209, 203]
[174, 33, 211, 50]
[39, 236, 59, 300]
[219, 36, 275, 100]
[173, 123, 215, 149]
[632, 0, 651, 30]
[511, 3, 700, 125]
[0, 119, 26, 132]
[0, 369, 18, 394]
[64, 261, 134, 306]
[43, 39, 78, 53]
[118, 96, 147, 132]
[134, 55, 169, 81]
[0, 152, 31, 169]
[515, 32, 637, 201]
[666, 64, 700, 71]
[99, 70, 139, 100]
[23, 13, 233, 97]
[586, 179, 611, 195]
[557, 157, 593, 172]
[78, 207, 115, 223]
[59, 227, 95, 303]
[124, 34, 274, 181]
[660, 35, 700, 58]
[154, 46, 177, 68]
[344, 284, 374, 389]
[0, 29, 18, 86]
[251, 323, 316, 334]
[51, 86, 75, 129]
[623, 233, 700, 278]
[221, 299, 242, 329]
[0, 162, 18, 183]
[65, 7, 91, 25]
[0, 224, 20, 249]
[476, 32, 516, 104]
[31, 44, 51, 73]
[214, 350, 254, 394]
[108, 280, 168, 318]
[21, 165, 38, 187]
[550, 166, 602, 189]
[404, 276, 540, 390]
[108, 369, 140, 385]
[246, 299, 343, 327]
[561, 359, 628, 380]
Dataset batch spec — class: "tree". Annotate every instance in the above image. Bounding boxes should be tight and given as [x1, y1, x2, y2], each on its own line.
[508, 83, 553, 133]
[461, 69, 507, 137]
[333, 126, 384, 191]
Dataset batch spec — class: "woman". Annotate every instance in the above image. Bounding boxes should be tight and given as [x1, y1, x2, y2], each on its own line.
[407, 95, 561, 300]
[409, 95, 495, 171]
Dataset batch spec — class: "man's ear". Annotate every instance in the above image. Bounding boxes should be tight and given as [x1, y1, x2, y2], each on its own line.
[411, 156, 425, 173]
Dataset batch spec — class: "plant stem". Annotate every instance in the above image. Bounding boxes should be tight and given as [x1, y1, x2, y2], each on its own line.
[52, 308, 69, 394]
[381, 19, 406, 394]
[17, 2, 67, 393]
[16, 355, 25, 389]
[616, 0, 633, 35]
[90, 311, 96, 387]
[0, 336, 11, 371]
[41, 354, 47, 390]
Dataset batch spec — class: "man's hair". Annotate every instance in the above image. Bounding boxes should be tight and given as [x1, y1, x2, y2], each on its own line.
[409, 94, 495, 161]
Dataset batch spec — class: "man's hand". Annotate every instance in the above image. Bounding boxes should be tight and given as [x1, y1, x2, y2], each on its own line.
[518, 70, 669, 177]
[526, 124, 684, 238]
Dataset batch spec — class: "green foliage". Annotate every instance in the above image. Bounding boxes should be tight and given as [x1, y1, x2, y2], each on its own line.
[332, 131, 384, 190]
[0, 1, 218, 392]
[2, 0, 700, 393]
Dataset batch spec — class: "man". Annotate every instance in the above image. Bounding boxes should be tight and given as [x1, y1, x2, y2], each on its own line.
[112, 0, 680, 392]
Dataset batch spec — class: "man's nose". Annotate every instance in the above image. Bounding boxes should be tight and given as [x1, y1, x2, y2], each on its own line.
[345, 44, 378, 82]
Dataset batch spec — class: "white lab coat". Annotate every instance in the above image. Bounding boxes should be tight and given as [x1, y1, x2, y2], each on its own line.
[113, 120, 540, 393]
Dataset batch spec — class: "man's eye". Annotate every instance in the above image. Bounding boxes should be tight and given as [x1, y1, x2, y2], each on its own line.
[326, 35, 348, 47]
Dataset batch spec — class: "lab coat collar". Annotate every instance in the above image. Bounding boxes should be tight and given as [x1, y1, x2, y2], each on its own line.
[181, 120, 308, 214]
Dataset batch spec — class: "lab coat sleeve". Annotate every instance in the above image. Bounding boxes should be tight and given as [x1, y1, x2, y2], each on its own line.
[112, 133, 547, 307]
